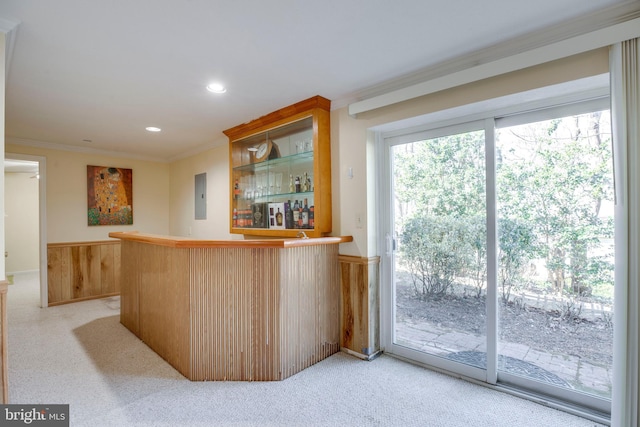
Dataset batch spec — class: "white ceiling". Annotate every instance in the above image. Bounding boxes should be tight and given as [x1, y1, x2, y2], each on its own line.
[0, 0, 633, 162]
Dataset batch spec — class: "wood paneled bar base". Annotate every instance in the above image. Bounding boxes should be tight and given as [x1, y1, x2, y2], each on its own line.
[109, 231, 352, 381]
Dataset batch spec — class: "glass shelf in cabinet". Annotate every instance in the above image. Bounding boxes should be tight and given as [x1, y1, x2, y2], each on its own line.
[231, 151, 313, 172]
[236, 191, 313, 204]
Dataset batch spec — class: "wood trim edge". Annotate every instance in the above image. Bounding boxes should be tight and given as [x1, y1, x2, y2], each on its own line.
[47, 240, 120, 248]
[338, 255, 380, 265]
[48, 292, 120, 307]
[110, 231, 352, 248]
[223, 95, 331, 140]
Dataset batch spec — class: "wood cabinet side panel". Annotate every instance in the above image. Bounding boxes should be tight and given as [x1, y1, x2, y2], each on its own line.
[339, 256, 380, 357]
[314, 107, 332, 233]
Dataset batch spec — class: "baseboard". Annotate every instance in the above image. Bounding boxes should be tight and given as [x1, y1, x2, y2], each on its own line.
[341, 347, 383, 361]
[5, 269, 39, 275]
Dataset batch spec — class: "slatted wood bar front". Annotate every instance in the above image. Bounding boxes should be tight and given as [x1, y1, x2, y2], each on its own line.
[110, 231, 351, 381]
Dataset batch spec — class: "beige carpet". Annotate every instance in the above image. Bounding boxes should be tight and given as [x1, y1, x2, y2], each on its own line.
[6, 271, 605, 427]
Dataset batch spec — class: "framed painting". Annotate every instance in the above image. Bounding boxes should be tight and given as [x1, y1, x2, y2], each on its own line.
[87, 165, 133, 226]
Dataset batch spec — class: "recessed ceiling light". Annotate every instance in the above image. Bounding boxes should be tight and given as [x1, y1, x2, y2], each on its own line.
[206, 83, 227, 94]
[145, 126, 161, 132]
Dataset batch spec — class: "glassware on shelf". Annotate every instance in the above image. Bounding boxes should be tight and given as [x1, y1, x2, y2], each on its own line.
[259, 173, 266, 197]
[243, 175, 256, 200]
[304, 138, 313, 152]
[267, 172, 274, 195]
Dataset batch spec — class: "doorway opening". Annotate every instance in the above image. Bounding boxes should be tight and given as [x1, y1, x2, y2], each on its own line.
[4, 154, 47, 308]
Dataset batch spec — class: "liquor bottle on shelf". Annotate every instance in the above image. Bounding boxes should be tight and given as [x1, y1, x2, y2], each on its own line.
[302, 198, 309, 228]
[234, 179, 240, 200]
[295, 176, 301, 193]
[276, 207, 283, 227]
[309, 205, 314, 228]
[289, 174, 295, 193]
[301, 172, 308, 192]
[285, 200, 293, 229]
[298, 200, 304, 228]
[232, 208, 238, 227]
[292, 200, 300, 228]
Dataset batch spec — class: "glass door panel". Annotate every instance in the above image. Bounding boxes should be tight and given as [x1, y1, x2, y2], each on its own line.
[496, 110, 614, 402]
[392, 128, 488, 371]
[385, 105, 613, 415]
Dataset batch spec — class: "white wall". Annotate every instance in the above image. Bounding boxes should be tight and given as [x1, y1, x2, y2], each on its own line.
[1, 32, 6, 280]
[4, 172, 38, 272]
[169, 141, 233, 239]
[5, 143, 171, 243]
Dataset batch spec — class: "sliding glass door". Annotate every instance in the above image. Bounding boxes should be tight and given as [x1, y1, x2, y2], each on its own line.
[494, 110, 614, 406]
[384, 102, 613, 414]
[389, 123, 489, 381]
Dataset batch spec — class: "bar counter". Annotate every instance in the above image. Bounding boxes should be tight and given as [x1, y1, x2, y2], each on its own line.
[109, 231, 352, 381]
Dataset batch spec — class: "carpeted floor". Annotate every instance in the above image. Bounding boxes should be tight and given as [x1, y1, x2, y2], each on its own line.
[6, 271, 605, 427]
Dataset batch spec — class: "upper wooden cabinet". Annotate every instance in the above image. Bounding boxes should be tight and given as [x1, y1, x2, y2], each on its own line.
[224, 96, 332, 237]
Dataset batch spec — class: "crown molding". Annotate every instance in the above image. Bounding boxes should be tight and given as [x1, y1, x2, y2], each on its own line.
[6, 134, 229, 164]
[6, 136, 171, 164]
[0, 16, 20, 81]
[344, 1, 640, 116]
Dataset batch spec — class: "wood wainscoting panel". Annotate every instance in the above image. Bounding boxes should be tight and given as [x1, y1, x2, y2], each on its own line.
[47, 240, 121, 306]
[100, 243, 121, 295]
[339, 255, 381, 359]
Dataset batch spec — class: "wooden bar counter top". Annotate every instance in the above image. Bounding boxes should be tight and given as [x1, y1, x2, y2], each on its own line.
[109, 231, 352, 381]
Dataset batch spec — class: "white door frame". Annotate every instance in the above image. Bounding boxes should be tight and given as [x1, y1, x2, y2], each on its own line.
[5, 153, 48, 308]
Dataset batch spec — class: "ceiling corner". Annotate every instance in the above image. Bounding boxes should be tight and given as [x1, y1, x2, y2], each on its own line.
[0, 16, 20, 80]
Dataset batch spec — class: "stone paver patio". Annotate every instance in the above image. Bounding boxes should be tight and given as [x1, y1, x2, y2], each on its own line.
[396, 319, 611, 397]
